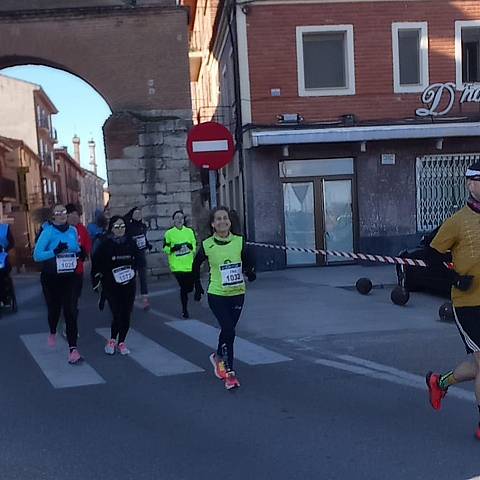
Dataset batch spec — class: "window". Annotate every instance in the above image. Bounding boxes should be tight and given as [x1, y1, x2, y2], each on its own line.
[392, 22, 429, 93]
[456, 21, 480, 88]
[296, 25, 355, 96]
[416, 154, 476, 231]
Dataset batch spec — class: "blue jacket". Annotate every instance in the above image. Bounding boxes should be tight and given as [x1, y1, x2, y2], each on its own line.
[33, 223, 80, 274]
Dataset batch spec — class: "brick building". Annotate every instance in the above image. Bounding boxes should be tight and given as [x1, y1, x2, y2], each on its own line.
[55, 147, 84, 207]
[189, 0, 480, 270]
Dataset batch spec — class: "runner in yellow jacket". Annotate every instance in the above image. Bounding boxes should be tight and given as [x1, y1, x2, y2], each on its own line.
[163, 210, 197, 318]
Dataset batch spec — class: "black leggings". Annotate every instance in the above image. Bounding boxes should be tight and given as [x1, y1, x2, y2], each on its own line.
[174, 272, 194, 313]
[207, 294, 245, 370]
[41, 272, 77, 348]
[105, 282, 136, 343]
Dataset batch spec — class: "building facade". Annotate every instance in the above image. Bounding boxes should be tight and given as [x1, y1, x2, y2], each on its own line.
[81, 168, 105, 224]
[0, 136, 43, 266]
[55, 147, 84, 207]
[189, 0, 480, 270]
[0, 74, 59, 208]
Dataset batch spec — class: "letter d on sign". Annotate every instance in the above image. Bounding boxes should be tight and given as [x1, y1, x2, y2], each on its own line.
[416, 83, 456, 117]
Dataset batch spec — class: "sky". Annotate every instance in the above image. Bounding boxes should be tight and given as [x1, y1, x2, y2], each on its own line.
[1, 65, 111, 183]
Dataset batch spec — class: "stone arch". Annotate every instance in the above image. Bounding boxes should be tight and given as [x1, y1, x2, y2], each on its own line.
[0, 2, 200, 275]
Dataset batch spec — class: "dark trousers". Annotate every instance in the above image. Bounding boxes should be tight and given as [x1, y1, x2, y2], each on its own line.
[105, 281, 136, 343]
[41, 272, 77, 348]
[72, 274, 83, 321]
[174, 272, 194, 313]
[208, 294, 245, 370]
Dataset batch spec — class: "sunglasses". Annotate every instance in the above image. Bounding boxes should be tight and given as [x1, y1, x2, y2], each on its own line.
[53, 210, 67, 216]
[113, 224, 126, 230]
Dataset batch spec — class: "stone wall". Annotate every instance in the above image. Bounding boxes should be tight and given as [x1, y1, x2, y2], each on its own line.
[105, 109, 203, 276]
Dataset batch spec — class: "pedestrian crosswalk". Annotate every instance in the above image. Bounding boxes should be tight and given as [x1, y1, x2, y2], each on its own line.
[166, 320, 292, 365]
[20, 321, 291, 389]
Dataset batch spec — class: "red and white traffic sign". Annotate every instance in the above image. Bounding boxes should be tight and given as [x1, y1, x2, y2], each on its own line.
[186, 121, 235, 170]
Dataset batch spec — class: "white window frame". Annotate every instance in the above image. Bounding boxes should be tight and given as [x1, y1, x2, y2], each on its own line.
[455, 20, 480, 89]
[392, 22, 429, 93]
[296, 25, 355, 97]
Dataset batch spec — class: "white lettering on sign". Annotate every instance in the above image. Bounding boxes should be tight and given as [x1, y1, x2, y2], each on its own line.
[416, 83, 456, 117]
[192, 140, 229, 153]
[416, 82, 480, 117]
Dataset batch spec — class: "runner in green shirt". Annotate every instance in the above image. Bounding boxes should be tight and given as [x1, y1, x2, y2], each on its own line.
[163, 210, 197, 318]
[193, 206, 256, 390]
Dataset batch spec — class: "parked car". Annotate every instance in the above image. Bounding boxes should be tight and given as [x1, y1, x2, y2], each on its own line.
[396, 228, 453, 298]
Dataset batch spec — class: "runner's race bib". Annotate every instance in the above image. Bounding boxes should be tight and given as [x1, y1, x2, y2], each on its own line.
[0, 252, 7, 270]
[220, 262, 244, 288]
[134, 235, 147, 249]
[112, 266, 135, 284]
[175, 244, 191, 257]
[56, 253, 77, 274]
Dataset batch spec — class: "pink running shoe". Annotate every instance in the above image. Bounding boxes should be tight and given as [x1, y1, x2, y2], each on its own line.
[143, 297, 150, 311]
[224, 371, 240, 390]
[209, 353, 227, 380]
[117, 342, 130, 355]
[68, 348, 82, 364]
[104, 339, 116, 355]
[47, 334, 56, 348]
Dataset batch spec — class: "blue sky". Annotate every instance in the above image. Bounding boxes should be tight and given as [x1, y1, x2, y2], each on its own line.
[1, 65, 111, 183]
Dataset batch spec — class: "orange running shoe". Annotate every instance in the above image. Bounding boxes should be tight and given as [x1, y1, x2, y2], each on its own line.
[224, 371, 240, 390]
[209, 353, 227, 380]
[426, 371, 447, 410]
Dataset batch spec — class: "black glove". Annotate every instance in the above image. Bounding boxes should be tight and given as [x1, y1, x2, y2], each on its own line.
[53, 242, 68, 255]
[194, 281, 204, 301]
[246, 270, 256, 282]
[452, 271, 474, 291]
[92, 273, 103, 292]
[186, 243, 193, 250]
[171, 244, 182, 252]
[147, 242, 153, 251]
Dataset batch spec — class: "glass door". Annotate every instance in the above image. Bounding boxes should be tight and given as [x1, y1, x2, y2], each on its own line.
[322, 179, 354, 263]
[283, 182, 316, 266]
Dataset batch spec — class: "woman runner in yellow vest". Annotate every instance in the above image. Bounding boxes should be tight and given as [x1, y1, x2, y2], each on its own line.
[193, 206, 256, 390]
[163, 210, 197, 318]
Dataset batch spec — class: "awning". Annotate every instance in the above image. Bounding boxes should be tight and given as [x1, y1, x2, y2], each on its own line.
[250, 121, 480, 147]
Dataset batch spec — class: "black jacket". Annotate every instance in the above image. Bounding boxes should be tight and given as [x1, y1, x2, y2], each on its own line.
[91, 235, 140, 289]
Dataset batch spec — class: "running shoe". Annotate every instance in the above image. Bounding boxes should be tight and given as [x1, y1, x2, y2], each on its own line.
[182, 310, 189, 319]
[475, 425, 480, 441]
[104, 339, 116, 355]
[209, 353, 227, 380]
[68, 348, 82, 364]
[224, 371, 240, 390]
[117, 342, 130, 355]
[426, 371, 447, 410]
[47, 334, 56, 348]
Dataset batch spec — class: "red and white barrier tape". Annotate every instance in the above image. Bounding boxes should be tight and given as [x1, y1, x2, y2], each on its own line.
[246, 242, 429, 267]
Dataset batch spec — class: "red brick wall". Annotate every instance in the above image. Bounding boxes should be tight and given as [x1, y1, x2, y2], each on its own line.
[246, 0, 480, 124]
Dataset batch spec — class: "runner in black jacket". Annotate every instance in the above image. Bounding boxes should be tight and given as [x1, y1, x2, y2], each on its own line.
[92, 215, 140, 356]
[125, 207, 152, 310]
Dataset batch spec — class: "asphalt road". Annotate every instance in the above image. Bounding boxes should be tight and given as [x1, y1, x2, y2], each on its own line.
[1, 270, 479, 480]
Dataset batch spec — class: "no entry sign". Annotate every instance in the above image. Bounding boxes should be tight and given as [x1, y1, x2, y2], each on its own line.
[186, 121, 235, 170]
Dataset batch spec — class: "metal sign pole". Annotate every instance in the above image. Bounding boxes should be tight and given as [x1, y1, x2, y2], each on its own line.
[209, 169, 217, 209]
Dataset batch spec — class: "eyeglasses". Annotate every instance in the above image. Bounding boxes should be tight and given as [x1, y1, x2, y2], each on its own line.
[113, 224, 126, 230]
[53, 210, 67, 216]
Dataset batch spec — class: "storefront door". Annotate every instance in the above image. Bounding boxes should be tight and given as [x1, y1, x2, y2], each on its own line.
[280, 159, 356, 266]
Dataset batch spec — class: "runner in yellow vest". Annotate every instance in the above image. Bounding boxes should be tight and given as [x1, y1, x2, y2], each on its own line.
[163, 210, 197, 318]
[193, 206, 256, 390]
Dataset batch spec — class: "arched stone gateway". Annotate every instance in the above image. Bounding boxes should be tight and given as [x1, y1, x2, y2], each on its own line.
[0, 0, 201, 275]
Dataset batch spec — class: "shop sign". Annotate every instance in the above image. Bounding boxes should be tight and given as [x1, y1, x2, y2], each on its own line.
[416, 82, 480, 117]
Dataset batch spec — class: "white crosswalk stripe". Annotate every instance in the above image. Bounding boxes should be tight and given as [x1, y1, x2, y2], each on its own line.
[96, 328, 204, 376]
[166, 319, 292, 365]
[21, 333, 105, 389]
